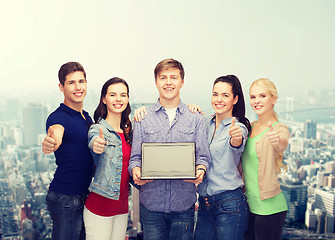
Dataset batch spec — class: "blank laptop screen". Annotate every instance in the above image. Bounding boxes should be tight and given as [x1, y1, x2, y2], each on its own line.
[141, 142, 196, 179]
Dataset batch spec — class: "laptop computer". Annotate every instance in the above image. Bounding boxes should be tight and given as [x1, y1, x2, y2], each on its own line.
[140, 142, 196, 180]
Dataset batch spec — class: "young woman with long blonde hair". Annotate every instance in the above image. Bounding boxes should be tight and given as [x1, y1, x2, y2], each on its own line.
[242, 78, 289, 240]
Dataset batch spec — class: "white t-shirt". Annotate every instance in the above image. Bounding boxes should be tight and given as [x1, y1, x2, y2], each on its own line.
[165, 107, 177, 126]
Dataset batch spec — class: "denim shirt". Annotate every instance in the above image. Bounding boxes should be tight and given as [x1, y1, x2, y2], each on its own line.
[88, 119, 123, 200]
[197, 116, 248, 196]
[128, 100, 211, 212]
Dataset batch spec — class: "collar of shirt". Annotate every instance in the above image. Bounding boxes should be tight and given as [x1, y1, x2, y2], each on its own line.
[209, 116, 235, 128]
[59, 103, 90, 119]
[98, 118, 122, 135]
[153, 99, 187, 115]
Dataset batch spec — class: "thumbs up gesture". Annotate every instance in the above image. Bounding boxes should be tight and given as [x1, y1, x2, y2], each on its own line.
[229, 117, 243, 147]
[93, 127, 106, 154]
[42, 126, 57, 154]
[267, 122, 280, 145]
[42, 125, 64, 154]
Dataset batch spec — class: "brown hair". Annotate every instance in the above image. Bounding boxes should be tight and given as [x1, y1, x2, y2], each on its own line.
[213, 75, 251, 132]
[93, 77, 132, 144]
[154, 59, 185, 80]
[58, 62, 86, 85]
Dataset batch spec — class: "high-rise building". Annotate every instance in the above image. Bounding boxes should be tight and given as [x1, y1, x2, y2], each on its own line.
[23, 103, 47, 146]
[325, 161, 335, 175]
[305, 209, 317, 231]
[325, 215, 335, 233]
[318, 172, 330, 187]
[281, 182, 308, 223]
[316, 209, 326, 234]
[304, 120, 317, 139]
[328, 136, 335, 148]
[315, 189, 335, 216]
[326, 175, 335, 188]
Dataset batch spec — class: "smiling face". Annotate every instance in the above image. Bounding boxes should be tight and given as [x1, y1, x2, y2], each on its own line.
[155, 67, 184, 107]
[211, 81, 238, 119]
[59, 71, 87, 110]
[249, 83, 277, 117]
[103, 83, 129, 115]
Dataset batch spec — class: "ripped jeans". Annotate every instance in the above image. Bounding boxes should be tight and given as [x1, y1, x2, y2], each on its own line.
[140, 204, 194, 240]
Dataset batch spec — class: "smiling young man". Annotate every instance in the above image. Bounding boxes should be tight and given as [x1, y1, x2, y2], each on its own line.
[42, 62, 94, 240]
[128, 58, 211, 240]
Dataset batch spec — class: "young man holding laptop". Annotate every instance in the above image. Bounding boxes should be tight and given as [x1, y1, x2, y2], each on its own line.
[128, 58, 211, 240]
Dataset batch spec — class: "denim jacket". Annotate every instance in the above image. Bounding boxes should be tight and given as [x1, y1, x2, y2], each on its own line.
[88, 119, 123, 200]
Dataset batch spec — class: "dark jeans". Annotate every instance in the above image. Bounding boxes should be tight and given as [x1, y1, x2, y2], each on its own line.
[194, 187, 249, 240]
[46, 190, 87, 240]
[245, 211, 287, 240]
[140, 204, 195, 240]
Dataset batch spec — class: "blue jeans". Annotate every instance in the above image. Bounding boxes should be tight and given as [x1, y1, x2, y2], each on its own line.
[46, 190, 87, 240]
[140, 204, 195, 240]
[194, 187, 249, 240]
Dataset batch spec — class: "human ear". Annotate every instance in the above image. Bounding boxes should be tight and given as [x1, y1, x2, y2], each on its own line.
[272, 96, 277, 105]
[233, 95, 239, 105]
[59, 83, 64, 93]
[181, 80, 184, 88]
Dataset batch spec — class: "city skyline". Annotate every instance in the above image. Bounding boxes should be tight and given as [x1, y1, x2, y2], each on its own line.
[1, 87, 334, 127]
[1, 86, 335, 238]
[1, 104, 335, 238]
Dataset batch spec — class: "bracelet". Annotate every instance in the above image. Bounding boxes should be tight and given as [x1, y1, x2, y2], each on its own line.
[197, 167, 207, 175]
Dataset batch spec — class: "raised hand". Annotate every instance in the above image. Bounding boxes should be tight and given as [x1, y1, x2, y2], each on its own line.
[93, 127, 106, 154]
[267, 122, 280, 145]
[42, 126, 57, 154]
[229, 117, 243, 147]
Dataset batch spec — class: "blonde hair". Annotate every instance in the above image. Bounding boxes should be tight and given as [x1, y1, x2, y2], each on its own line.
[250, 78, 278, 120]
[250, 78, 286, 173]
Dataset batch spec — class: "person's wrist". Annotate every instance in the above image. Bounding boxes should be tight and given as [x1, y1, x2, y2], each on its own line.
[197, 167, 206, 176]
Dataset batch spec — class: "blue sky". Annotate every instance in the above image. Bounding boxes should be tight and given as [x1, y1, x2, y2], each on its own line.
[0, 0, 334, 105]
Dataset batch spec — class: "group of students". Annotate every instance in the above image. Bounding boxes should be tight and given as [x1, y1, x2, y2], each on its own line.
[42, 59, 289, 240]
